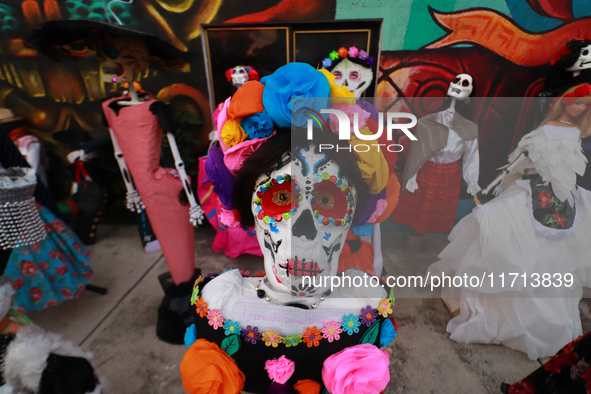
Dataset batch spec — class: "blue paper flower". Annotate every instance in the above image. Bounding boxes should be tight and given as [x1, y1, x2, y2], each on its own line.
[341, 313, 361, 335]
[184, 323, 197, 348]
[380, 318, 397, 347]
[261, 63, 330, 128]
[223, 319, 242, 336]
[322, 58, 332, 68]
[242, 112, 274, 140]
[351, 223, 374, 237]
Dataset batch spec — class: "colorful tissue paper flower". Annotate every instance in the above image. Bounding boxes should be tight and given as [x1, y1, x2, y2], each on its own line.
[217, 97, 232, 138]
[377, 298, 392, 317]
[366, 56, 375, 66]
[242, 112, 274, 140]
[322, 343, 390, 394]
[352, 223, 374, 237]
[224, 132, 274, 174]
[360, 305, 377, 327]
[284, 334, 303, 347]
[207, 310, 224, 330]
[220, 119, 247, 150]
[348, 47, 359, 58]
[328, 104, 371, 135]
[329, 50, 339, 61]
[184, 324, 197, 348]
[358, 50, 368, 60]
[294, 380, 321, 394]
[380, 318, 396, 347]
[265, 355, 295, 384]
[368, 199, 388, 223]
[356, 100, 380, 123]
[241, 325, 262, 344]
[322, 320, 343, 342]
[227, 81, 265, 120]
[261, 63, 330, 128]
[322, 58, 332, 68]
[195, 297, 208, 318]
[263, 330, 283, 347]
[181, 339, 245, 394]
[341, 313, 361, 335]
[303, 326, 322, 347]
[318, 69, 355, 106]
[218, 207, 239, 227]
[203, 146, 235, 210]
[349, 128, 389, 194]
[223, 319, 241, 336]
[337, 47, 348, 58]
[212, 104, 222, 130]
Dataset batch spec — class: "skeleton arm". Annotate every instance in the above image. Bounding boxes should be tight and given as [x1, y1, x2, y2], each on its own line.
[109, 128, 144, 212]
[476, 150, 529, 200]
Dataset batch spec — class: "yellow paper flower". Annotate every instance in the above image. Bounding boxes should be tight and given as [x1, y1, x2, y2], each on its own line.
[319, 68, 355, 106]
[349, 127, 389, 194]
[377, 298, 392, 317]
[220, 118, 247, 149]
[262, 329, 283, 348]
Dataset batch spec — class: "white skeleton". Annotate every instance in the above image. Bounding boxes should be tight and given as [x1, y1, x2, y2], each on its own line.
[446, 73, 473, 104]
[331, 58, 373, 98]
[566, 44, 591, 77]
[252, 148, 356, 296]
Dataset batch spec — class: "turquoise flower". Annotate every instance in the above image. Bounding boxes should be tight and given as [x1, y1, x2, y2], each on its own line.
[380, 318, 397, 347]
[223, 319, 242, 336]
[341, 313, 361, 335]
[242, 112, 274, 140]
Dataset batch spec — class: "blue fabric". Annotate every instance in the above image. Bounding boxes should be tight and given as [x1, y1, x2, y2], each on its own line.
[242, 112, 274, 140]
[351, 222, 374, 237]
[261, 63, 330, 128]
[184, 323, 197, 348]
[6, 204, 93, 313]
[380, 318, 396, 347]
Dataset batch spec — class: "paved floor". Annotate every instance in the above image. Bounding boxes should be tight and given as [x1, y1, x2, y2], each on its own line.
[29, 224, 589, 394]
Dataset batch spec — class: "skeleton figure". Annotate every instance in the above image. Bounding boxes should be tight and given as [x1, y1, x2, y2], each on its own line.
[565, 44, 591, 76]
[252, 148, 356, 296]
[225, 65, 259, 89]
[447, 73, 473, 101]
[331, 58, 374, 98]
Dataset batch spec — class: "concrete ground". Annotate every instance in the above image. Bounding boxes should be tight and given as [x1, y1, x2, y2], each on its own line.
[29, 223, 590, 394]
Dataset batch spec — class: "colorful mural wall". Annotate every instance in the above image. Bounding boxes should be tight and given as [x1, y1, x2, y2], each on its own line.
[1, 0, 590, 188]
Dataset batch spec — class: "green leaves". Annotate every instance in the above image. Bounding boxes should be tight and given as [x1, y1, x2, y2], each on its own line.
[221, 334, 241, 356]
[360, 321, 380, 345]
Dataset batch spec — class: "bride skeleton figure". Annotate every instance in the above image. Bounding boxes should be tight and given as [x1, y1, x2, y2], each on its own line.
[428, 84, 591, 360]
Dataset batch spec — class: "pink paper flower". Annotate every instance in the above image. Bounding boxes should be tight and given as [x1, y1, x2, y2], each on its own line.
[217, 97, 232, 151]
[368, 199, 388, 223]
[206, 310, 224, 330]
[322, 344, 390, 394]
[348, 47, 359, 58]
[264, 355, 295, 384]
[218, 207, 239, 228]
[223, 131, 275, 174]
[322, 320, 343, 343]
[328, 104, 371, 135]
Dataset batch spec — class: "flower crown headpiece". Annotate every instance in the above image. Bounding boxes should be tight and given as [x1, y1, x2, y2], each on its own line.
[205, 63, 400, 235]
[550, 83, 591, 107]
[321, 47, 375, 69]
[550, 38, 591, 66]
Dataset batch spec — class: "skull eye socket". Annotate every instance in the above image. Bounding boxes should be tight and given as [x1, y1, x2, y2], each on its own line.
[349, 71, 360, 81]
[452, 77, 460, 84]
[272, 190, 292, 206]
[255, 178, 296, 223]
[582, 49, 589, 56]
[332, 71, 342, 80]
[102, 44, 119, 59]
[316, 193, 334, 210]
[312, 179, 352, 225]
[238, 69, 246, 74]
[462, 79, 470, 87]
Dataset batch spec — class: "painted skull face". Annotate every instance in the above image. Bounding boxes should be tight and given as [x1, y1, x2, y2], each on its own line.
[231, 66, 250, 88]
[98, 35, 149, 84]
[447, 73, 473, 100]
[566, 45, 591, 72]
[331, 58, 373, 98]
[251, 147, 356, 296]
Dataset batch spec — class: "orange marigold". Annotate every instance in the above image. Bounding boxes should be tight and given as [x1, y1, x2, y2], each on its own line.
[195, 297, 208, 318]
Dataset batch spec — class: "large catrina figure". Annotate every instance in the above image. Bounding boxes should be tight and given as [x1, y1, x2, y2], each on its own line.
[27, 20, 204, 344]
[181, 63, 399, 394]
[428, 84, 591, 360]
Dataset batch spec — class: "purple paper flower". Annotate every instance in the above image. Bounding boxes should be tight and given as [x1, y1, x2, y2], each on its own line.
[358, 50, 368, 60]
[359, 305, 377, 327]
[242, 325, 262, 344]
[322, 58, 332, 68]
[367, 56, 375, 66]
[203, 145, 234, 210]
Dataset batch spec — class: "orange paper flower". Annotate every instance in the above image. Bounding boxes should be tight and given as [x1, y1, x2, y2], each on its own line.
[302, 326, 322, 348]
[181, 339, 245, 394]
[227, 81, 265, 120]
[337, 47, 348, 58]
[195, 297, 208, 318]
[294, 379, 321, 394]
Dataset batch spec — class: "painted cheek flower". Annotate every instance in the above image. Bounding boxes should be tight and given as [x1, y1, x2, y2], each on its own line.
[377, 298, 392, 318]
[303, 326, 322, 348]
[322, 320, 343, 343]
[223, 319, 242, 336]
[359, 306, 378, 327]
[241, 326, 262, 344]
[206, 310, 224, 330]
[284, 334, 302, 347]
[341, 313, 361, 335]
[262, 330, 283, 347]
[195, 297, 208, 318]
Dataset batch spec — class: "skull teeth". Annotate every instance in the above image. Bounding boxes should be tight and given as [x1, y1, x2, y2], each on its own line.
[286, 258, 322, 277]
[451, 87, 461, 94]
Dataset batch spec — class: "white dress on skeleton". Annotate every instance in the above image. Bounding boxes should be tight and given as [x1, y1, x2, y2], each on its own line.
[427, 124, 591, 360]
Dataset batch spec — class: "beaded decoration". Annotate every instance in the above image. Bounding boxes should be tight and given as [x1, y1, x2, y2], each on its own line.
[311, 170, 355, 226]
[254, 174, 298, 224]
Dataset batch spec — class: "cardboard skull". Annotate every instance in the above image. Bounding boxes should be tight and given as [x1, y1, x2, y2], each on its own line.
[230, 66, 250, 88]
[447, 73, 473, 100]
[566, 44, 591, 72]
[98, 34, 149, 84]
[252, 147, 356, 296]
[331, 58, 373, 98]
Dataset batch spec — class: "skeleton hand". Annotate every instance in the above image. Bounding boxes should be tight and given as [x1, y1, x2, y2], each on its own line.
[67, 149, 86, 163]
[406, 178, 418, 193]
[189, 204, 204, 227]
[126, 190, 145, 212]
